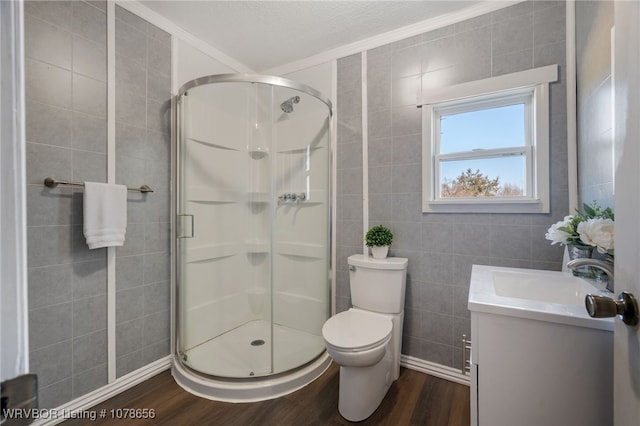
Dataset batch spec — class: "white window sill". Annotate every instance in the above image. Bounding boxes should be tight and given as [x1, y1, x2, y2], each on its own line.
[423, 198, 549, 214]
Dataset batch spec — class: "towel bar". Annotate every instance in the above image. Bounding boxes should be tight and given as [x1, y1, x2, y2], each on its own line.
[44, 177, 153, 193]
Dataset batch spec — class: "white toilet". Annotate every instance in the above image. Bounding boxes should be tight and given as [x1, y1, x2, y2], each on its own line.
[322, 254, 408, 422]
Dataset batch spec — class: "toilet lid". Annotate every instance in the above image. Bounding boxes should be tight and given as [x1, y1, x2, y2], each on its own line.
[322, 310, 392, 351]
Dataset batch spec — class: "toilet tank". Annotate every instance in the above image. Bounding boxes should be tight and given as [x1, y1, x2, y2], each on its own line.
[348, 254, 408, 314]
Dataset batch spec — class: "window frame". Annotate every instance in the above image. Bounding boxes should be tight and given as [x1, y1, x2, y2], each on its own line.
[421, 65, 558, 214]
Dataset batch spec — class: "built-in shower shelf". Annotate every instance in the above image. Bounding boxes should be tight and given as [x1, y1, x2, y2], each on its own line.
[276, 146, 324, 155]
[246, 192, 270, 203]
[248, 148, 269, 159]
[277, 201, 323, 208]
[275, 242, 325, 259]
[187, 187, 242, 203]
[276, 289, 323, 304]
[245, 240, 270, 253]
[187, 243, 241, 263]
[186, 188, 272, 204]
[188, 137, 239, 152]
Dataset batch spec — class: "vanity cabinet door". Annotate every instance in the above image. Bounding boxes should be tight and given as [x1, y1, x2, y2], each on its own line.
[472, 312, 612, 426]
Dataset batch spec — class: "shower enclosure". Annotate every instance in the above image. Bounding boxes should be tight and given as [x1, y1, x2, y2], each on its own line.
[172, 75, 332, 401]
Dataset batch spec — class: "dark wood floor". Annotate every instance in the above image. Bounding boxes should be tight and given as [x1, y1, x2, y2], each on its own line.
[63, 364, 470, 425]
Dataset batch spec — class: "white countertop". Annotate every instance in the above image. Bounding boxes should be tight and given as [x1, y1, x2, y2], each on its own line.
[468, 265, 614, 331]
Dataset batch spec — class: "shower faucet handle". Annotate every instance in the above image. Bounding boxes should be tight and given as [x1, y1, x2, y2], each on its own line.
[278, 193, 306, 203]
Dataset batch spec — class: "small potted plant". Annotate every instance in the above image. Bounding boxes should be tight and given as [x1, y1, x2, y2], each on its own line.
[365, 225, 393, 259]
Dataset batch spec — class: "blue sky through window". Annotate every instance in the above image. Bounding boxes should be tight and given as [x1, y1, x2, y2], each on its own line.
[439, 103, 526, 190]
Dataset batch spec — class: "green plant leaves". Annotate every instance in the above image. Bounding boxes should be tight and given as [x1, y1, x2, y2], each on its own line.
[365, 225, 393, 247]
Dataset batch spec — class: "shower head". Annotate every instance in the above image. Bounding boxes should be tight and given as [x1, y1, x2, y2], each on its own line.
[280, 96, 300, 113]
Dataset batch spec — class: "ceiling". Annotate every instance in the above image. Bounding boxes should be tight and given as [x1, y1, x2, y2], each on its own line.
[140, 1, 482, 72]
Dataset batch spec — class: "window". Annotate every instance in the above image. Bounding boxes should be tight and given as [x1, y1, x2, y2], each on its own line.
[421, 65, 558, 213]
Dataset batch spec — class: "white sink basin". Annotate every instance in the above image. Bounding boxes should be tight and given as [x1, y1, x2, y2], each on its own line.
[469, 265, 613, 330]
[492, 269, 597, 306]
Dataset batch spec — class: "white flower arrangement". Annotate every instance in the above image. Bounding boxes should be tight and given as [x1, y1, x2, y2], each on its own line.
[577, 218, 614, 254]
[544, 215, 573, 246]
[545, 202, 614, 256]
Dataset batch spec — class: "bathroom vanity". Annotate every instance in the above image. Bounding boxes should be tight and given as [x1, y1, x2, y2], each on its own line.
[468, 265, 614, 426]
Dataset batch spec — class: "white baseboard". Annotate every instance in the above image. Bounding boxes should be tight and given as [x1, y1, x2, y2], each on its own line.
[400, 354, 470, 387]
[33, 356, 172, 426]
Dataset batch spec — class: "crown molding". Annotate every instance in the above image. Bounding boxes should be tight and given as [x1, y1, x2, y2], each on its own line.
[115, 1, 254, 74]
[116, 1, 523, 80]
[264, 1, 523, 76]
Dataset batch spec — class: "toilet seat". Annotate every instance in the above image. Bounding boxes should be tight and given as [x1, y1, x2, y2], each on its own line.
[322, 309, 392, 352]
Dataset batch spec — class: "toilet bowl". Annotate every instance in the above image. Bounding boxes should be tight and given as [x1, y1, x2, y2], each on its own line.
[322, 309, 395, 422]
[323, 309, 392, 367]
[322, 255, 408, 422]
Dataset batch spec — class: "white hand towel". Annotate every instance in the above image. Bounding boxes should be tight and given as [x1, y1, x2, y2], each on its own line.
[83, 182, 128, 249]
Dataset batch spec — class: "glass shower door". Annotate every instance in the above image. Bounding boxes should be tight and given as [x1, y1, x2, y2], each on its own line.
[176, 77, 331, 380]
[177, 82, 274, 378]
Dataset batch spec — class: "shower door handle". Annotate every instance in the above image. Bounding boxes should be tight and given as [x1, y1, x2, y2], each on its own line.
[177, 214, 194, 238]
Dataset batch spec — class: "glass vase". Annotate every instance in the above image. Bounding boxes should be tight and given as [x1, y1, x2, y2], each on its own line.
[567, 244, 594, 278]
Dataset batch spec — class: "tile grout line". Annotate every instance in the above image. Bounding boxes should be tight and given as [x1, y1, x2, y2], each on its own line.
[69, 7, 77, 398]
[361, 51, 369, 257]
[107, 1, 117, 384]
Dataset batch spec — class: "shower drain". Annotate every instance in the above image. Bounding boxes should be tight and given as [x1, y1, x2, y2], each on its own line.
[250, 339, 265, 346]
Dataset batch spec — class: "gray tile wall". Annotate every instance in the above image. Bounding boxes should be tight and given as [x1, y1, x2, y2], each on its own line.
[575, 1, 614, 208]
[336, 54, 364, 313]
[114, 6, 171, 378]
[25, 0, 108, 408]
[25, 1, 171, 408]
[336, 1, 569, 369]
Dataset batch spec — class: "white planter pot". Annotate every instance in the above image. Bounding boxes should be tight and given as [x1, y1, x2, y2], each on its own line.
[370, 246, 389, 259]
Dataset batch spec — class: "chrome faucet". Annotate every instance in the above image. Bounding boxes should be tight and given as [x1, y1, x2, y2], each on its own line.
[566, 258, 614, 292]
